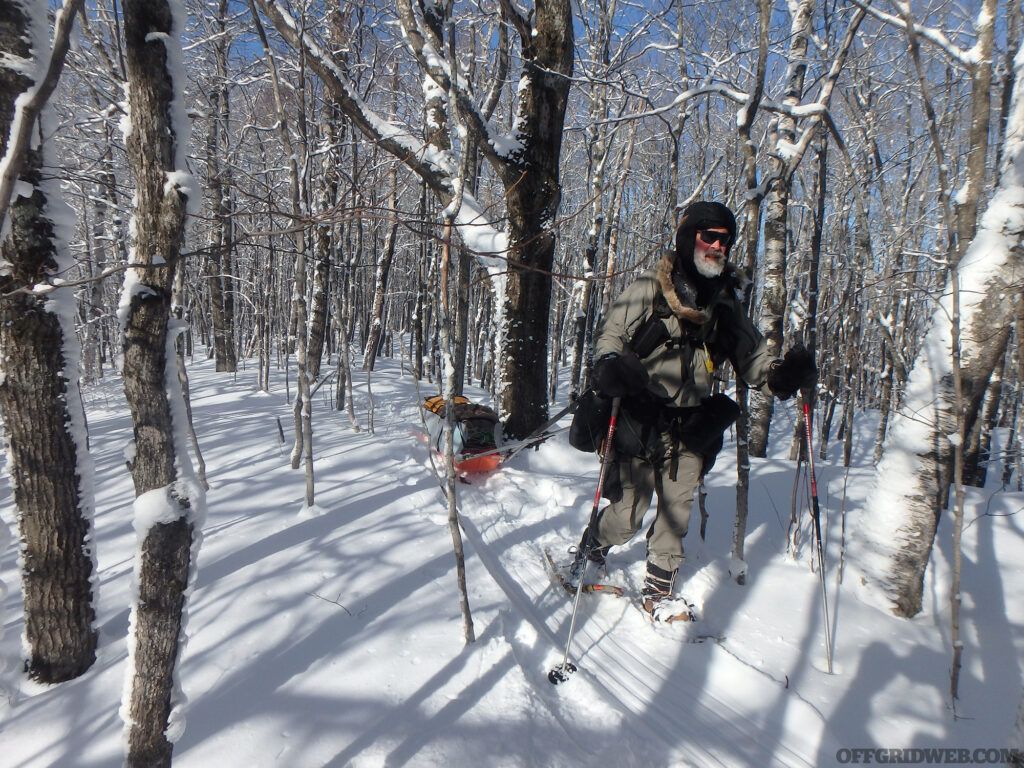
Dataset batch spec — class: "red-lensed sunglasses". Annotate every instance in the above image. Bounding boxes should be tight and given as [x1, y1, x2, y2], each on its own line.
[697, 230, 731, 247]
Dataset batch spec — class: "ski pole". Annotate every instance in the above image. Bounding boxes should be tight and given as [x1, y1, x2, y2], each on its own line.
[549, 396, 622, 685]
[800, 390, 834, 674]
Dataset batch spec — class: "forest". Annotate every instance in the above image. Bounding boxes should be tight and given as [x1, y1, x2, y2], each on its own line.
[1, 0, 1022, 765]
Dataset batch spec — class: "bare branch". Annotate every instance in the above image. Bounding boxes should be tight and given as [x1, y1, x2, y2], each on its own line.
[0, 0, 85, 233]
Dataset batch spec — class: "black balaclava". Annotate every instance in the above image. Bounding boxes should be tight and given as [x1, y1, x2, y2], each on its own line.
[673, 201, 737, 306]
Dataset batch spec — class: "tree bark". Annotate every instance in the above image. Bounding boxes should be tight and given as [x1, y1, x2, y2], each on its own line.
[363, 168, 399, 372]
[0, 0, 97, 685]
[963, 339, 1009, 486]
[119, 1, 202, 763]
[497, 0, 574, 437]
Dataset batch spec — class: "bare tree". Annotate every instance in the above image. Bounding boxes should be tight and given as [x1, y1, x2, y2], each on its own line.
[252, 0, 574, 438]
[0, 0, 96, 684]
[118, 0, 204, 764]
[746, 0, 817, 458]
[852, 26, 1024, 617]
[201, 0, 237, 373]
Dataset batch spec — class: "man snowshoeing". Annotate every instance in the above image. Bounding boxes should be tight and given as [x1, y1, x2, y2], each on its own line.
[569, 200, 816, 621]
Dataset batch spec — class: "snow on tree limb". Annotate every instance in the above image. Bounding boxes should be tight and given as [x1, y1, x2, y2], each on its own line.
[848, 0, 978, 70]
[251, 0, 508, 273]
[0, 0, 84, 237]
[848, 33, 1024, 617]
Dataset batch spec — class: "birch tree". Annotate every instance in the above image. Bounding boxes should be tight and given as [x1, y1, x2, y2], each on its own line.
[746, 0, 817, 457]
[851, 29, 1024, 618]
[747, 1, 866, 456]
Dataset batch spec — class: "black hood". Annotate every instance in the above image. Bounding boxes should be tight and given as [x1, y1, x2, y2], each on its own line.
[671, 201, 737, 304]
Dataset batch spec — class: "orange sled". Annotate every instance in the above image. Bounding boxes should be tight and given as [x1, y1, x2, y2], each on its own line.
[422, 396, 503, 474]
[453, 452, 502, 473]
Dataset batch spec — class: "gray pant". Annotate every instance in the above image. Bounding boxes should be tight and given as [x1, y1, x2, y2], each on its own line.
[595, 450, 703, 572]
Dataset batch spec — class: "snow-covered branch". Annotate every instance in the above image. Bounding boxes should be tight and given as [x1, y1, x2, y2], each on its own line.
[849, 0, 976, 69]
[0, 0, 84, 235]
[250, 0, 508, 272]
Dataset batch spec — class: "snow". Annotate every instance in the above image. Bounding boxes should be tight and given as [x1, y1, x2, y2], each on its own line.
[1, 353, 1022, 767]
[159, 0, 198, 218]
[776, 140, 800, 162]
[115, 268, 157, 334]
[487, 132, 525, 158]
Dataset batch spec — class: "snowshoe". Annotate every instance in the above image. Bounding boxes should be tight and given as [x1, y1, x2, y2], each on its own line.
[544, 548, 623, 598]
[642, 594, 697, 624]
[640, 562, 696, 623]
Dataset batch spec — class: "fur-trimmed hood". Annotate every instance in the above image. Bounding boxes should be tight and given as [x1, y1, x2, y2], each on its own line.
[660, 200, 743, 322]
[655, 251, 750, 325]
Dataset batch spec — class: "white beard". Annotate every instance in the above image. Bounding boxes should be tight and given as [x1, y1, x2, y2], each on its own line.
[694, 251, 726, 278]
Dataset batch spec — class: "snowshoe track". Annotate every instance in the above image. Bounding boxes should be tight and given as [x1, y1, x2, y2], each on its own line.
[459, 511, 828, 768]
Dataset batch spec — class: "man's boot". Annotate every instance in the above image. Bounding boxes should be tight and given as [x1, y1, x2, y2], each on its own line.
[641, 561, 695, 622]
[640, 561, 676, 613]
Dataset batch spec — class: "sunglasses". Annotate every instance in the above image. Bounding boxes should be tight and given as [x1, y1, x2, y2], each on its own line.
[697, 230, 731, 247]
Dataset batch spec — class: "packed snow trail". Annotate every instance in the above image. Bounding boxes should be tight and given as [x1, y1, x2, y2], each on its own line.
[456, 447, 841, 768]
[4, 359, 1023, 768]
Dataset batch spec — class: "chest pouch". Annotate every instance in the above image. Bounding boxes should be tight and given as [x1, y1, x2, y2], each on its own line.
[630, 314, 672, 359]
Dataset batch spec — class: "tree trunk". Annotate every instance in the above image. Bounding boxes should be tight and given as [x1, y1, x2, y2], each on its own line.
[453, 239, 471, 396]
[963, 341, 1008, 486]
[953, 0, 997, 264]
[363, 215, 399, 372]
[748, 0, 816, 457]
[306, 231, 330, 382]
[120, 1, 202, 764]
[790, 135, 825, 459]
[852, 34, 1024, 616]
[205, 85, 235, 372]
[204, 2, 236, 372]
[498, 0, 574, 437]
[0, 0, 97, 685]
[569, 36, 612, 395]
[729, 0, 770, 582]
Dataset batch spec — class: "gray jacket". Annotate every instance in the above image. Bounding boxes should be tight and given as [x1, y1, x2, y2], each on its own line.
[594, 252, 773, 460]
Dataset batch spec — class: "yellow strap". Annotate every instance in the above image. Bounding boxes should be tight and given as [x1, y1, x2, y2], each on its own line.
[703, 343, 714, 373]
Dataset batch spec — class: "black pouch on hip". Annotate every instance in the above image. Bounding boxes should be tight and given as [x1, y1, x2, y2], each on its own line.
[568, 389, 613, 453]
[679, 393, 741, 456]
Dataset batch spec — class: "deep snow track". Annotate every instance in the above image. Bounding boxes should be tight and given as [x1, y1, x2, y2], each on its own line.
[458, 464, 839, 768]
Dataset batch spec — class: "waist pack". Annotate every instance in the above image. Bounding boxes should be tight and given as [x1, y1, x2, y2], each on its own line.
[568, 389, 613, 453]
[668, 393, 741, 477]
[671, 393, 741, 456]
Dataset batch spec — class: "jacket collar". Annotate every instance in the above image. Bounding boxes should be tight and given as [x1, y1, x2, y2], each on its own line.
[655, 251, 749, 324]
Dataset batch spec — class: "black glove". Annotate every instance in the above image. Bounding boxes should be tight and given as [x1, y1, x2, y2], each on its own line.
[766, 344, 817, 401]
[592, 352, 649, 398]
